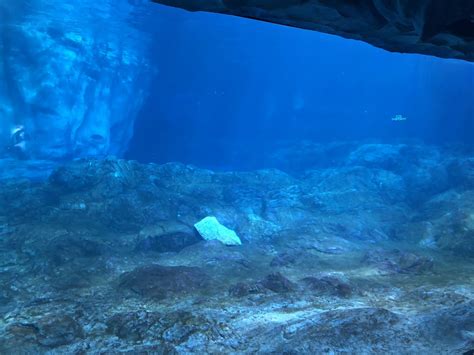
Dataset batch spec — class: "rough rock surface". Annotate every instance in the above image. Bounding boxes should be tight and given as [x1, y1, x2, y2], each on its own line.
[195, 216, 242, 245]
[136, 222, 202, 253]
[0, 141, 473, 353]
[153, 0, 474, 62]
[0, 0, 151, 159]
[119, 264, 210, 299]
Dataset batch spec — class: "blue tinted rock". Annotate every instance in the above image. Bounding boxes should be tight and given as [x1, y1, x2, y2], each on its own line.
[119, 264, 210, 299]
[194, 216, 242, 246]
[0, 1, 152, 159]
[136, 222, 201, 253]
[449, 158, 474, 189]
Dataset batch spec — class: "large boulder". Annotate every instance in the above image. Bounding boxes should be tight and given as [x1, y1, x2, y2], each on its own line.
[347, 144, 407, 172]
[194, 216, 242, 246]
[416, 189, 474, 257]
[362, 248, 434, 275]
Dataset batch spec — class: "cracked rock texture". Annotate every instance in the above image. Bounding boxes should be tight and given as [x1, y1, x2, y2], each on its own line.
[153, 0, 474, 62]
[0, 141, 473, 353]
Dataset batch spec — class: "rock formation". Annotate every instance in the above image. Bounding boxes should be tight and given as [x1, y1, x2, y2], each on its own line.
[0, 0, 151, 159]
[153, 0, 474, 62]
[1, 141, 474, 353]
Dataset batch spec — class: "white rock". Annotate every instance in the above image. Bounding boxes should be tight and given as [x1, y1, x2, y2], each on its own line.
[194, 216, 242, 246]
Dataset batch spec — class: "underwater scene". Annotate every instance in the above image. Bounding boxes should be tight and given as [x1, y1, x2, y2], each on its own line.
[1, 1, 474, 353]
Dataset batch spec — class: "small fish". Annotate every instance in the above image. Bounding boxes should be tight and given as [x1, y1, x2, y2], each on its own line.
[392, 114, 407, 122]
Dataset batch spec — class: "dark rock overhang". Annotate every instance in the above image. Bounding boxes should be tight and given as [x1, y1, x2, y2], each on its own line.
[152, 0, 474, 62]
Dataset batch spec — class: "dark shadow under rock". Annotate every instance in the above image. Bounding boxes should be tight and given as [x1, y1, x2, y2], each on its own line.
[362, 249, 434, 275]
[50, 271, 95, 291]
[300, 274, 352, 298]
[177, 240, 250, 271]
[228, 281, 266, 298]
[48, 164, 100, 192]
[118, 264, 210, 299]
[260, 272, 296, 293]
[136, 222, 202, 253]
[228, 272, 296, 297]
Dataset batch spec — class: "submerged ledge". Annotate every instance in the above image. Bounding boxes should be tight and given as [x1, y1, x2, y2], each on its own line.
[153, 0, 474, 62]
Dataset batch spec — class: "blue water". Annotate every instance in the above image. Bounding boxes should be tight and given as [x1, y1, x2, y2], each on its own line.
[125, 4, 473, 169]
[1, 2, 474, 354]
